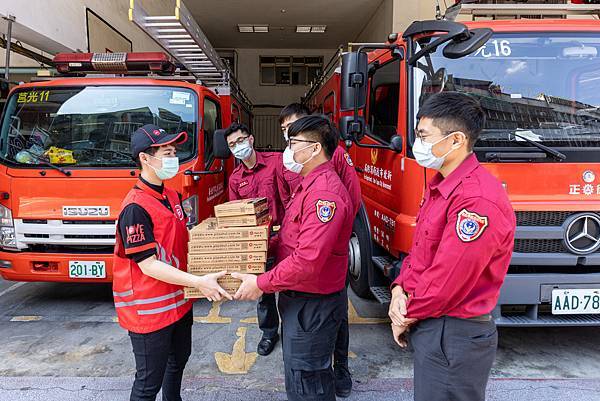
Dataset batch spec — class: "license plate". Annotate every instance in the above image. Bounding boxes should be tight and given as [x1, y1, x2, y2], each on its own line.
[68, 261, 106, 279]
[551, 289, 600, 315]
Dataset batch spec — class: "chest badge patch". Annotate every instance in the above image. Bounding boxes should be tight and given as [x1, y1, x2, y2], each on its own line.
[344, 152, 354, 167]
[316, 200, 336, 223]
[239, 180, 249, 189]
[456, 209, 488, 242]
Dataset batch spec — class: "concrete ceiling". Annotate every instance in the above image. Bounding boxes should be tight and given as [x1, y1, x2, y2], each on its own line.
[187, 0, 384, 49]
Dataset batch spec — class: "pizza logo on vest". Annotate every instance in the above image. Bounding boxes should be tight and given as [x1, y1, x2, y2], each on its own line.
[344, 152, 354, 167]
[239, 180, 249, 189]
[174, 205, 185, 221]
[126, 224, 146, 244]
[456, 209, 488, 242]
[316, 200, 336, 223]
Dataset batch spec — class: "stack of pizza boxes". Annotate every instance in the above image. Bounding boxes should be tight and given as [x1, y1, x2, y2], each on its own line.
[184, 197, 270, 299]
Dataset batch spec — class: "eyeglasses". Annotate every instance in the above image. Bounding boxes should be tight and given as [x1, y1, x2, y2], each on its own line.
[227, 136, 249, 149]
[286, 138, 317, 148]
[415, 129, 455, 142]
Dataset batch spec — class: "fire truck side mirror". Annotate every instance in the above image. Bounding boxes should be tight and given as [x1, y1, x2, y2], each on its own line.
[213, 129, 231, 159]
[340, 52, 368, 112]
[443, 28, 493, 59]
[339, 115, 367, 142]
[389, 135, 403, 153]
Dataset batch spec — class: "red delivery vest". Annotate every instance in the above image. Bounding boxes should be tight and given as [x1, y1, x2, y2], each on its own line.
[113, 179, 192, 334]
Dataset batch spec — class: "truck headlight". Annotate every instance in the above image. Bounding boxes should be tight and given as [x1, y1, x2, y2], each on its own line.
[0, 205, 16, 249]
[182, 195, 199, 228]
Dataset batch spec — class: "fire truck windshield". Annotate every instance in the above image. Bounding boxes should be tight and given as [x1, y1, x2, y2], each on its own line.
[0, 86, 197, 168]
[414, 33, 600, 161]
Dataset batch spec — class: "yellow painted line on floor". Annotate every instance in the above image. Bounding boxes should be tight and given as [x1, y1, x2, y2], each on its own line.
[215, 326, 257, 374]
[240, 316, 258, 324]
[348, 299, 390, 325]
[194, 301, 232, 324]
[348, 350, 358, 359]
[10, 315, 42, 322]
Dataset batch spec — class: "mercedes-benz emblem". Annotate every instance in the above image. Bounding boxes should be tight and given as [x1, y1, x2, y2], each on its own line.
[564, 213, 600, 255]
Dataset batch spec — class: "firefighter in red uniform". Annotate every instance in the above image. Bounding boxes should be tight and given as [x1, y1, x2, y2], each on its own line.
[279, 103, 360, 398]
[113, 124, 231, 401]
[388, 93, 516, 401]
[224, 122, 291, 356]
[234, 115, 354, 401]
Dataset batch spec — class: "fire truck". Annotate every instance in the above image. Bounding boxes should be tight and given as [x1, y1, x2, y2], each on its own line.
[0, 1, 250, 283]
[305, 1, 600, 325]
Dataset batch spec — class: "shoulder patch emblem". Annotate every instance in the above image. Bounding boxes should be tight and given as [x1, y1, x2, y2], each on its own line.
[316, 200, 336, 223]
[343, 152, 354, 167]
[456, 209, 488, 242]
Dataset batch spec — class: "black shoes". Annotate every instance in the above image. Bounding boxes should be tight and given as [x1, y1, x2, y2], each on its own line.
[257, 334, 279, 356]
[334, 364, 352, 398]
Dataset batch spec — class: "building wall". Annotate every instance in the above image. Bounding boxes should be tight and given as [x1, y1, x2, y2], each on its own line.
[354, 0, 393, 43]
[234, 48, 338, 112]
[0, 0, 173, 70]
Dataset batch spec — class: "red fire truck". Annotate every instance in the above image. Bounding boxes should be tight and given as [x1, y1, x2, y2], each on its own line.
[0, 1, 252, 283]
[305, 2, 600, 325]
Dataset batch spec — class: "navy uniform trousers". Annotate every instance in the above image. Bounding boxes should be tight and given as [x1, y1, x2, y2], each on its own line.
[409, 316, 498, 401]
[278, 289, 346, 401]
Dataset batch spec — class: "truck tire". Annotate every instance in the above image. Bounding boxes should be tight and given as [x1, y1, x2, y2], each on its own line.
[348, 214, 374, 299]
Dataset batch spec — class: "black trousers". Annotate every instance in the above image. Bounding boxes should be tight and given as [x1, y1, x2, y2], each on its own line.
[333, 287, 349, 368]
[258, 258, 279, 339]
[279, 290, 345, 401]
[408, 316, 498, 401]
[128, 310, 193, 401]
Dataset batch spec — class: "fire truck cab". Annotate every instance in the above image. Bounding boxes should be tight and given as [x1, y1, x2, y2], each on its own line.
[0, 51, 250, 283]
[306, 3, 600, 326]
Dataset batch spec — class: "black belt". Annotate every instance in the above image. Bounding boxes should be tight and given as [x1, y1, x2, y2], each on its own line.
[282, 289, 344, 299]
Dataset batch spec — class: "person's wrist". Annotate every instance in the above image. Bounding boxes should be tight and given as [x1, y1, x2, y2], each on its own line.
[391, 285, 405, 298]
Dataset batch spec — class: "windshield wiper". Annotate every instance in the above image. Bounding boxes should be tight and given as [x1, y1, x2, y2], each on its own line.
[11, 147, 72, 177]
[511, 132, 566, 161]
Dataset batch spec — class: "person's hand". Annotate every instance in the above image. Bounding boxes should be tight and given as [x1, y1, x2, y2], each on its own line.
[391, 323, 410, 348]
[388, 286, 417, 327]
[231, 272, 264, 301]
[193, 271, 233, 302]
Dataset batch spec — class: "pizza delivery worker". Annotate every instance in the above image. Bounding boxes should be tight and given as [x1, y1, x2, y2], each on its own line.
[233, 115, 354, 401]
[279, 103, 361, 398]
[113, 124, 231, 401]
[388, 92, 516, 401]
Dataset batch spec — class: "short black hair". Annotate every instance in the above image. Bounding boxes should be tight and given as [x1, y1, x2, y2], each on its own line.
[279, 103, 310, 124]
[416, 92, 485, 150]
[224, 122, 251, 139]
[134, 146, 159, 169]
[287, 115, 338, 159]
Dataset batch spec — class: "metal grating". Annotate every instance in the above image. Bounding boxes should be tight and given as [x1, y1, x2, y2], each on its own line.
[370, 286, 392, 304]
[496, 314, 600, 327]
[514, 239, 565, 254]
[515, 211, 574, 227]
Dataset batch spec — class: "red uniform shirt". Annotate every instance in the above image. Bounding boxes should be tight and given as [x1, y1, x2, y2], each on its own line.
[228, 151, 288, 226]
[257, 162, 353, 294]
[283, 146, 362, 216]
[393, 154, 516, 320]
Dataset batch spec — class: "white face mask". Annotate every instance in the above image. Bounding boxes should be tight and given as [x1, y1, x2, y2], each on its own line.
[412, 133, 461, 170]
[147, 155, 179, 180]
[232, 141, 253, 161]
[283, 143, 318, 174]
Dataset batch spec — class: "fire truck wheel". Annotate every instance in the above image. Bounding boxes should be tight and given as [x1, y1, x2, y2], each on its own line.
[348, 215, 373, 299]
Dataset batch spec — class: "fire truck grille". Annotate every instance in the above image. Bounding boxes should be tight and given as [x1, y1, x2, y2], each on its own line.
[515, 211, 574, 227]
[513, 239, 566, 254]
